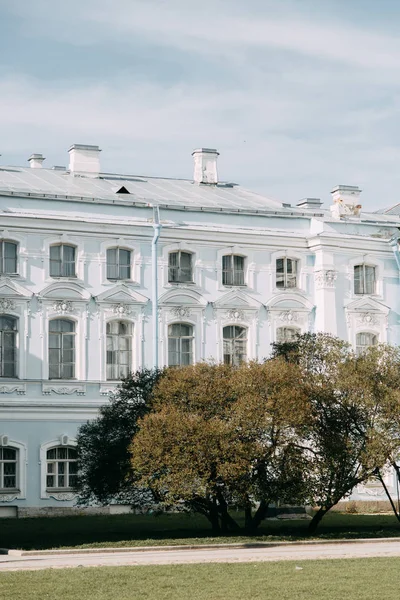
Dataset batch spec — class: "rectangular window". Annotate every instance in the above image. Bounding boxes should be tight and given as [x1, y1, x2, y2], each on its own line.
[0, 447, 18, 490]
[50, 245, 76, 278]
[0, 241, 17, 275]
[222, 255, 245, 286]
[276, 258, 298, 289]
[107, 248, 131, 280]
[354, 265, 376, 295]
[168, 251, 193, 283]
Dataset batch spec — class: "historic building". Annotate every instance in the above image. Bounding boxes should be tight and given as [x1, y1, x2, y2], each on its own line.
[1, 144, 400, 514]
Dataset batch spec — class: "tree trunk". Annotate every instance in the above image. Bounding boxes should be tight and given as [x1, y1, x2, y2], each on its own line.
[376, 469, 400, 524]
[308, 506, 330, 534]
[246, 499, 269, 532]
[244, 505, 253, 531]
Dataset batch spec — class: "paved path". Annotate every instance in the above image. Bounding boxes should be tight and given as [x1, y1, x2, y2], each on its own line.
[2, 540, 400, 571]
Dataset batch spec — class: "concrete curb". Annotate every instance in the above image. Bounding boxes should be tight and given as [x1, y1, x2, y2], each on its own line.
[4, 536, 400, 557]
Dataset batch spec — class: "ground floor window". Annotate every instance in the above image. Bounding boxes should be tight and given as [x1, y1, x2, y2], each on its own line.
[276, 326, 300, 343]
[356, 332, 378, 356]
[0, 446, 17, 490]
[46, 447, 78, 490]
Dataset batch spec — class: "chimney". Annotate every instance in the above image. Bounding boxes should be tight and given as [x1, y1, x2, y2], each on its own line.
[330, 185, 362, 219]
[296, 198, 323, 210]
[28, 153, 45, 169]
[192, 148, 219, 184]
[68, 144, 101, 177]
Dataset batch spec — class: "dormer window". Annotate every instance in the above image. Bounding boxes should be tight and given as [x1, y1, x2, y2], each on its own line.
[50, 244, 76, 278]
[168, 251, 193, 283]
[276, 258, 298, 289]
[354, 265, 375, 295]
[107, 248, 131, 281]
[0, 241, 17, 275]
[222, 255, 245, 286]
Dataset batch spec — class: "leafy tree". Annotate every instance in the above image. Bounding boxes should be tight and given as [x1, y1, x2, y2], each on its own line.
[75, 368, 163, 505]
[131, 360, 309, 532]
[274, 333, 400, 532]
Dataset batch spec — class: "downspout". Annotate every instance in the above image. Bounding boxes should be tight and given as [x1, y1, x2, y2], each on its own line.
[152, 205, 162, 369]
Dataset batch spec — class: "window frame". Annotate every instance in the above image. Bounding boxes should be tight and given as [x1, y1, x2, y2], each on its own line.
[0, 446, 18, 492]
[276, 257, 299, 290]
[40, 438, 77, 500]
[168, 322, 194, 366]
[106, 320, 133, 380]
[106, 247, 132, 281]
[276, 326, 301, 344]
[356, 331, 378, 356]
[45, 446, 78, 492]
[222, 325, 248, 366]
[0, 315, 18, 379]
[222, 254, 246, 287]
[0, 240, 18, 276]
[49, 244, 77, 278]
[354, 264, 376, 295]
[48, 318, 76, 380]
[168, 250, 193, 284]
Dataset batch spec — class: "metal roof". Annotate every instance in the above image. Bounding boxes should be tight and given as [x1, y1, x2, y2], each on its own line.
[0, 166, 284, 212]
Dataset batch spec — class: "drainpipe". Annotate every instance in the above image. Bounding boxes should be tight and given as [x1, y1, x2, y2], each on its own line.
[390, 237, 400, 272]
[152, 206, 162, 369]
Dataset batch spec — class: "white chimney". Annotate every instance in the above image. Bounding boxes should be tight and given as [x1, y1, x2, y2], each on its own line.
[192, 148, 219, 184]
[28, 153, 45, 169]
[297, 198, 323, 210]
[330, 185, 362, 219]
[68, 144, 101, 177]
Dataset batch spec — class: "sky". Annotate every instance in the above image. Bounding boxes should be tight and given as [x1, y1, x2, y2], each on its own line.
[1, 0, 400, 210]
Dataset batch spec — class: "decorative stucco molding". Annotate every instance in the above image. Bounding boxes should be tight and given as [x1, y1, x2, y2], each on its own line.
[315, 269, 337, 289]
[42, 384, 86, 396]
[356, 312, 378, 326]
[0, 494, 18, 503]
[170, 305, 192, 319]
[0, 384, 26, 395]
[278, 310, 300, 324]
[110, 303, 133, 316]
[0, 298, 16, 312]
[52, 300, 74, 314]
[99, 384, 118, 397]
[225, 308, 246, 322]
[49, 492, 77, 501]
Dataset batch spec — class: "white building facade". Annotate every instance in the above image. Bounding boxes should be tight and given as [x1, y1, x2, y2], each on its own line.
[1, 144, 400, 514]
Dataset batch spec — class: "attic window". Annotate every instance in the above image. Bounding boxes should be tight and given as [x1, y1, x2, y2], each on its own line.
[115, 186, 130, 194]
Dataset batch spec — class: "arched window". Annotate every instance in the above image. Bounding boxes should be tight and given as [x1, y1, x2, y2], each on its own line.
[106, 321, 132, 380]
[223, 325, 247, 366]
[0, 446, 18, 491]
[168, 251, 193, 283]
[50, 244, 76, 277]
[276, 258, 298, 289]
[0, 241, 17, 275]
[354, 264, 376, 295]
[356, 332, 378, 356]
[168, 323, 194, 366]
[0, 315, 17, 378]
[46, 446, 77, 490]
[222, 255, 245, 286]
[106, 248, 131, 280]
[276, 326, 300, 343]
[49, 319, 75, 379]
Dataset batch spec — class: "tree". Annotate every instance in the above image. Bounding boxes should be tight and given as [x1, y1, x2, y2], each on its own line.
[274, 333, 400, 532]
[131, 360, 309, 532]
[75, 368, 163, 505]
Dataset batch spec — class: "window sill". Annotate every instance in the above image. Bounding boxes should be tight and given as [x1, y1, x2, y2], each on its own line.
[0, 489, 19, 494]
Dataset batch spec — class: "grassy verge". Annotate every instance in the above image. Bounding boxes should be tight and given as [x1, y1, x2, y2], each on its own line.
[1, 558, 400, 600]
[1, 512, 400, 551]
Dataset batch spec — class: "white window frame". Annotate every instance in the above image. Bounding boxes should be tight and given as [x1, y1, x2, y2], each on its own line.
[0, 437, 27, 502]
[355, 331, 378, 356]
[48, 318, 76, 380]
[40, 437, 77, 500]
[167, 322, 194, 366]
[100, 240, 141, 285]
[0, 314, 18, 379]
[0, 230, 28, 279]
[0, 240, 18, 276]
[216, 247, 254, 291]
[168, 250, 194, 284]
[353, 264, 376, 296]
[275, 257, 299, 290]
[106, 247, 132, 281]
[222, 254, 246, 287]
[222, 324, 248, 366]
[106, 320, 134, 380]
[347, 256, 383, 299]
[43, 236, 84, 283]
[161, 243, 199, 289]
[276, 326, 301, 343]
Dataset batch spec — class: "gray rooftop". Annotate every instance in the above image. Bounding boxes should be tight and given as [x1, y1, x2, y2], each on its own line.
[0, 166, 284, 212]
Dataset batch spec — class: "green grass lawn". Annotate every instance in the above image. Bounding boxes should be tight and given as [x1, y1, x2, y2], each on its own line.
[1, 512, 400, 551]
[1, 558, 400, 600]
